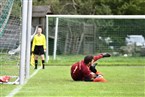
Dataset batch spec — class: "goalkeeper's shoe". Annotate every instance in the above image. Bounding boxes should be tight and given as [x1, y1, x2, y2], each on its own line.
[93, 76, 107, 82]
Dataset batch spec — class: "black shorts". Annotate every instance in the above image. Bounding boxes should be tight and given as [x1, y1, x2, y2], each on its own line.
[34, 45, 44, 55]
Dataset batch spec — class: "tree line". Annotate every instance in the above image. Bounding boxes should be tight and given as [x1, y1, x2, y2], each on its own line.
[12, 0, 145, 16]
[33, 0, 145, 15]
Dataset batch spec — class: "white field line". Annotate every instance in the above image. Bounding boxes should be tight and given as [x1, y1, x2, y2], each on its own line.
[6, 67, 41, 97]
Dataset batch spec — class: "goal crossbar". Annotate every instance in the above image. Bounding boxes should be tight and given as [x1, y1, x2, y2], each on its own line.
[46, 15, 145, 19]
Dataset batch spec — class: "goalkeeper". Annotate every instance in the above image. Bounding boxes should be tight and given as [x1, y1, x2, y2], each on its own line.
[32, 26, 46, 69]
[70, 53, 111, 82]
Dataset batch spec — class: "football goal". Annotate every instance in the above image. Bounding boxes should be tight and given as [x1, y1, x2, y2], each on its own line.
[45, 15, 145, 61]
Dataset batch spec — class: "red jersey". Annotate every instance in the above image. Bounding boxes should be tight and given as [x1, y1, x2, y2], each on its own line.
[71, 54, 103, 81]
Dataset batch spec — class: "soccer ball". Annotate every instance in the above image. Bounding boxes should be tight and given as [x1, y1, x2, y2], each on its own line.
[124, 54, 128, 57]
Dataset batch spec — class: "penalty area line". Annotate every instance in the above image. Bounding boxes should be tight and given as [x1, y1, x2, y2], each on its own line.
[6, 67, 41, 97]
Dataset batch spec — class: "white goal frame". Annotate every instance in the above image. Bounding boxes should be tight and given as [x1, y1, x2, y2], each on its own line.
[45, 15, 145, 61]
[19, 0, 32, 85]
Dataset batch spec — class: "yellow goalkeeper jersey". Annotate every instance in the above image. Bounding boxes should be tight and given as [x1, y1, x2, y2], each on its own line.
[32, 34, 46, 51]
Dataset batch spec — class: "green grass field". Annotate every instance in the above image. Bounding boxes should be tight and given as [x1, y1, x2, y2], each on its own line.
[0, 56, 145, 97]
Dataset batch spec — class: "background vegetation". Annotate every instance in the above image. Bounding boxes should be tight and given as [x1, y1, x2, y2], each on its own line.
[13, 0, 145, 16]
[32, 0, 145, 15]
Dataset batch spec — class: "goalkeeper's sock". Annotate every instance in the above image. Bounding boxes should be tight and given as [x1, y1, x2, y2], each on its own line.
[42, 60, 45, 69]
[35, 60, 38, 69]
[90, 63, 97, 73]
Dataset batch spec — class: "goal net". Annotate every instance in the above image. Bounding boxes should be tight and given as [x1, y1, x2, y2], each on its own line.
[0, 0, 21, 84]
[46, 15, 145, 60]
[0, 0, 34, 85]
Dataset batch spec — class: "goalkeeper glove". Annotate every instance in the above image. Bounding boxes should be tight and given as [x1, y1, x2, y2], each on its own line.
[102, 53, 111, 57]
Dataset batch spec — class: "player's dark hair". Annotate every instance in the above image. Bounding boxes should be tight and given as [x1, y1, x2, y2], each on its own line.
[84, 55, 93, 64]
[38, 25, 42, 27]
[38, 25, 43, 33]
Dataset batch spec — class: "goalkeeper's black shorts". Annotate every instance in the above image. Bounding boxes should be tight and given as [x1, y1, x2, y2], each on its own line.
[34, 45, 44, 55]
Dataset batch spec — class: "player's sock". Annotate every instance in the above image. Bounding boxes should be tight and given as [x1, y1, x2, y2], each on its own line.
[35, 60, 38, 69]
[96, 71, 103, 76]
[42, 60, 45, 69]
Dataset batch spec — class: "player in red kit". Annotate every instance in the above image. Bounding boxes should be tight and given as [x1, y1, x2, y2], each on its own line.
[71, 53, 111, 82]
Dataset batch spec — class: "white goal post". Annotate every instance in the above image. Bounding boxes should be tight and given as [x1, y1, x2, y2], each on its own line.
[19, 0, 32, 85]
[45, 15, 145, 61]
